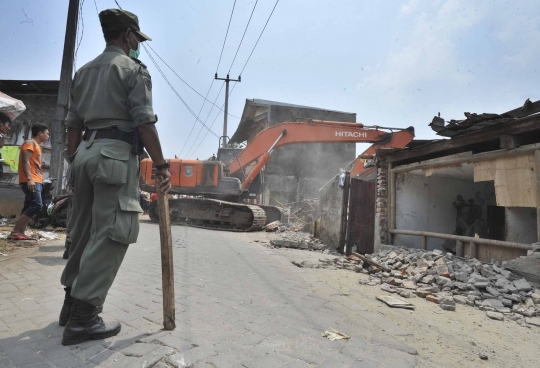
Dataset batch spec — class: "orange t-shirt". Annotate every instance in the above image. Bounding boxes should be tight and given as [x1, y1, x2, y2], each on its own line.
[18, 139, 43, 184]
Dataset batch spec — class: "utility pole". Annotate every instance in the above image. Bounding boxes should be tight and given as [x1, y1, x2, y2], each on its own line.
[215, 73, 240, 148]
[50, 0, 79, 195]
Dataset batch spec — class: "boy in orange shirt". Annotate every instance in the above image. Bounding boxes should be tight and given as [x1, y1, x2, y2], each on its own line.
[9, 124, 49, 240]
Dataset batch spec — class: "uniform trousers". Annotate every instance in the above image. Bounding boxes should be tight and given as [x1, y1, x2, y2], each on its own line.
[61, 138, 142, 306]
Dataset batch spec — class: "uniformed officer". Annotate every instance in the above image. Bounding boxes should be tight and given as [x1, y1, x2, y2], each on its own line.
[59, 9, 172, 346]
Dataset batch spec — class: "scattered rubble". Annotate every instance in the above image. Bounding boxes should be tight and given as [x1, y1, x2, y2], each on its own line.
[270, 239, 328, 251]
[356, 245, 540, 324]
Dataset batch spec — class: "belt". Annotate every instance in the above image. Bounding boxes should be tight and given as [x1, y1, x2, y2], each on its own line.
[83, 128, 134, 145]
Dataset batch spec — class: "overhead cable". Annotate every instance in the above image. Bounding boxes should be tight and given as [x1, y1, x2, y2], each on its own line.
[145, 43, 239, 119]
[216, 0, 237, 73]
[238, 0, 280, 76]
[185, 82, 226, 158]
[228, 0, 259, 73]
[143, 44, 220, 138]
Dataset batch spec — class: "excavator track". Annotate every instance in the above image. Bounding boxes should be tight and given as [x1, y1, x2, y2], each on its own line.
[149, 198, 268, 232]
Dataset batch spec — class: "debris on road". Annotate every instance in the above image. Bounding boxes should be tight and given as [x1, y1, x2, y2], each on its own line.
[264, 221, 280, 232]
[271, 239, 329, 251]
[322, 328, 350, 341]
[357, 245, 540, 324]
[37, 231, 59, 240]
[376, 295, 415, 310]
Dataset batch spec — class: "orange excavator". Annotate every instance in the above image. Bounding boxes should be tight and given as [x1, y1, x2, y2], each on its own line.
[141, 119, 414, 231]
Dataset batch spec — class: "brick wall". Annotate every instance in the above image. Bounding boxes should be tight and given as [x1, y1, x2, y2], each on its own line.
[374, 158, 388, 250]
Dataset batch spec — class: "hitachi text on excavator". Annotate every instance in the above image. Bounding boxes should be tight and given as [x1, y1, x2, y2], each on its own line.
[141, 119, 414, 231]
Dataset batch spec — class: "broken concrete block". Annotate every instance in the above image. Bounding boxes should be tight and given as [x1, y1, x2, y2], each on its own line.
[426, 295, 441, 304]
[454, 272, 469, 282]
[453, 295, 468, 305]
[416, 290, 431, 298]
[435, 257, 446, 266]
[421, 275, 434, 284]
[525, 317, 540, 327]
[524, 297, 535, 308]
[482, 299, 505, 310]
[435, 265, 450, 278]
[397, 289, 413, 299]
[381, 284, 397, 293]
[531, 292, 540, 304]
[474, 281, 490, 288]
[402, 280, 416, 290]
[486, 311, 504, 321]
[416, 259, 429, 268]
[514, 279, 532, 292]
[387, 278, 403, 287]
[486, 287, 500, 297]
[387, 251, 397, 259]
[432, 249, 443, 256]
[501, 298, 513, 308]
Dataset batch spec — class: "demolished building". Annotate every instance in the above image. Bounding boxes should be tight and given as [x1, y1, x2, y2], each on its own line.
[229, 99, 357, 206]
[373, 99, 540, 266]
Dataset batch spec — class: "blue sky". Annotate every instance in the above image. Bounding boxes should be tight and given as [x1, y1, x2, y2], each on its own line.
[2, 0, 540, 159]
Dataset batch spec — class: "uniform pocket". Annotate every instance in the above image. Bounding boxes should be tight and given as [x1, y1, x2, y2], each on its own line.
[108, 196, 143, 244]
[96, 146, 130, 185]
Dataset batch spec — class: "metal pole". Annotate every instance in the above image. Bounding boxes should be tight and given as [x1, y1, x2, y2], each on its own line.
[50, 0, 79, 195]
[223, 77, 229, 147]
[337, 172, 350, 254]
[215, 74, 240, 148]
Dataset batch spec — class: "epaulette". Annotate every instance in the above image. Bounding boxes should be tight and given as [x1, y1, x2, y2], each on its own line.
[130, 57, 147, 69]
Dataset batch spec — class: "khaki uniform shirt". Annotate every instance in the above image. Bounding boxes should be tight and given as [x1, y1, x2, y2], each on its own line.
[66, 45, 156, 132]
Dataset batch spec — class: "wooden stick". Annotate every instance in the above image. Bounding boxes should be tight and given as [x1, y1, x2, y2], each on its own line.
[154, 177, 176, 330]
[352, 252, 391, 272]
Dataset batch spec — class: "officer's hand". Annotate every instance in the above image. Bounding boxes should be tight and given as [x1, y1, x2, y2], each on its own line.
[156, 169, 171, 194]
[27, 179, 36, 192]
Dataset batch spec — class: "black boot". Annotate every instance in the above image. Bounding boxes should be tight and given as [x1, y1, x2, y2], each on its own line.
[62, 299, 121, 346]
[59, 287, 74, 326]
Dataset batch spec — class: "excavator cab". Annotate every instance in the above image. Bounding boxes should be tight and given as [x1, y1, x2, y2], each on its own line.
[140, 158, 243, 200]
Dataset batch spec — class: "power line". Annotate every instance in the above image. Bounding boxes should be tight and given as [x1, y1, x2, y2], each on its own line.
[228, 0, 258, 74]
[143, 44, 220, 138]
[185, 82, 226, 158]
[93, 0, 98, 14]
[144, 43, 239, 119]
[189, 82, 238, 158]
[180, 0, 239, 157]
[216, 0, 237, 73]
[190, 0, 281, 156]
[238, 0, 280, 77]
[178, 79, 215, 157]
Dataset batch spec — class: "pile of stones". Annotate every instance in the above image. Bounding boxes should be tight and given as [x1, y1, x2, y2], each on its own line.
[358, 245, 540, 326]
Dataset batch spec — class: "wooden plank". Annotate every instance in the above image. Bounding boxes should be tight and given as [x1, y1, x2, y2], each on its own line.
[494, 153, 535, 207]
[388, 114, 540, 163]
[352, 252, 391, 272]
[155, 177, 176, 330]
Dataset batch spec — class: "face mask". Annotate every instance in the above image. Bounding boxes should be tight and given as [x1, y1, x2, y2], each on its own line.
[128, 32, 141, 59]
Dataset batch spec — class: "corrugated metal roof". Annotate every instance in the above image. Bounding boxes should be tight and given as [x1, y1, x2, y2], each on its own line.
[430, 99, 540, 137]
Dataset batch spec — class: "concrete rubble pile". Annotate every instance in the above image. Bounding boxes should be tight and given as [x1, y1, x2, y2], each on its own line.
[358, 245, 540, 326]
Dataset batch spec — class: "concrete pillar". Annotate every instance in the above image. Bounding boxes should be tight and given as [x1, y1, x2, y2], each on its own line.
[535, 150, 540, 242]
[421, 236, 427, 250]
[470, 242, 478, 259]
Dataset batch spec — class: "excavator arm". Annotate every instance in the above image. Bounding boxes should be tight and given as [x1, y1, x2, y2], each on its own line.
[228, 119, 414, 189]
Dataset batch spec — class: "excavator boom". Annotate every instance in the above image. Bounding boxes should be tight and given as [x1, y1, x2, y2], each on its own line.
[228, 119, 414, 189]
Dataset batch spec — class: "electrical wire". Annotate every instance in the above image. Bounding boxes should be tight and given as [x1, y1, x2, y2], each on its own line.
[179, 0, 239, 156]
[228, 0, 258, 74]
[144, 43, 239, 119]
[189, 0, 281, 157]
[188, 82, 237, 158]
[184, 82, 226, 158]
[238, 0, 280, 77]
[216, 0, 237, 73]
[143, 44, 219, 138]
[93, 0, 99, 14]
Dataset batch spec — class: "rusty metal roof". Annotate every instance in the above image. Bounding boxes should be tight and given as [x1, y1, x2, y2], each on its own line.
[429, 99, 540, 137]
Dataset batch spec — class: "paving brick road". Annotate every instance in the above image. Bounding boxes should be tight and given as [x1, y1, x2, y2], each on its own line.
[0, 221, 418, 367]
